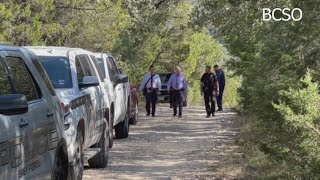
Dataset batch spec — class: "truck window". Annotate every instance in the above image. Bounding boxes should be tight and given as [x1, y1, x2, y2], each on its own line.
[75, 56, 85, 84]
[0, 61, 13, 94]
[96, 58, 106, 79]
[90, 55, 104, 80]
[32, 58, 56, 96]
[106, 57, 119, 82]
[39, 56, 73, 89]
[3, 56, 41, 102]
[75, 54, 98, 85]
[159, 73, 172, 84]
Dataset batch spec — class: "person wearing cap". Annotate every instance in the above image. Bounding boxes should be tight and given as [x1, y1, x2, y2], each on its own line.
[214, 64, 225, 111]
[201, 66, 219, 117]
[139, 65, 162, 117]
[167, 66, 188, 118]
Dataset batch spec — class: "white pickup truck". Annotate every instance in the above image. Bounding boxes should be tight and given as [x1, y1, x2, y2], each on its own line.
[27, 47, 112, 179]
[95, 53, 131, 139]
[0, 45, 69, 179]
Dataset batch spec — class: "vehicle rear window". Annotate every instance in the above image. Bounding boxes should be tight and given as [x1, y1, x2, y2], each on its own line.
[159, 73, 172, 84]
[39, 56, 73, 89]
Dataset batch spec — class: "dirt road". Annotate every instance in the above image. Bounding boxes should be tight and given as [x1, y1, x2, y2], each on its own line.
[83, 106, 241, 180]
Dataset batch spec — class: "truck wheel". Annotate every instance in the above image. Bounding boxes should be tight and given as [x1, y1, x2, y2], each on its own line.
[115, 114, 129, 139]
[68, 128, 84, 180]
[129, 104, 138, 125]
[52, 149, 68, 180]
[88, 123, 109, 168]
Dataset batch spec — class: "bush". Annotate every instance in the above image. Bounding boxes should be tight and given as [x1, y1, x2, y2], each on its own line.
[273, 70, 320, 177]
[238, 71, 320, 179]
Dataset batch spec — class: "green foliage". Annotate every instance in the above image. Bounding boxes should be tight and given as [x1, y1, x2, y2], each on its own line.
[0, 0, 238, 108]
[274, 71, 320, 129]
[273, 71, 320, 177]
[196, 0, 320, 177]
[113, 1, 238, 107]
[0, 0, 56, 45]
[0, 0, 129, 48]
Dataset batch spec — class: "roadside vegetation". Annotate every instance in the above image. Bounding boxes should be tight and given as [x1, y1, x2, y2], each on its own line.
[196, 0, 320, 178]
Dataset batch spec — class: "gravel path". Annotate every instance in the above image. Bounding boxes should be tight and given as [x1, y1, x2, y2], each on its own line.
[83, 106, 241, 180]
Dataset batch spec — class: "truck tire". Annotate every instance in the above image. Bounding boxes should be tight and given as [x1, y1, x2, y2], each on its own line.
[68, 128, 84, 180]
[129, 104, 138, 125]
[115, 114, 129, 139]
[88, 123, 109, 168]
[52, 148, 68, 180]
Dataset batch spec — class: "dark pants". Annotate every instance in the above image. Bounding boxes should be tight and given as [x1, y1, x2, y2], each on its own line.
[145, 89, 157, 115]
[172, 90, 184, 116]
[204, 92, 216, 116]
[217, 87, 224, 110]
[169, 90, 173, 108]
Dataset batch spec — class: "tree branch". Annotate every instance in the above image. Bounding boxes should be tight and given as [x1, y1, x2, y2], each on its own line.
[306, 123, 320, 136]
[55, 6, 97, 11]
[151, 49, 164, 66]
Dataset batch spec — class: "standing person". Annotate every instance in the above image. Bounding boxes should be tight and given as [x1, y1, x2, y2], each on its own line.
[139, 65, 162, 117]
[167, 66, 188, 118]
[214, 64, 225, 111]
[201, 66, 219, 117]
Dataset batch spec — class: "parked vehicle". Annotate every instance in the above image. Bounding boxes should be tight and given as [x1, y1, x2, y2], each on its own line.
[158, 73, 172, 103]
[129, 84, 139, 125]
[95, 53, 130, 139]
[26, 46, 111, 179]
[0, 45, 69, 179]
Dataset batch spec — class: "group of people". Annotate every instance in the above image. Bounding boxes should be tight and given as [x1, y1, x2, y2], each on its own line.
[139, 64, 225, 118]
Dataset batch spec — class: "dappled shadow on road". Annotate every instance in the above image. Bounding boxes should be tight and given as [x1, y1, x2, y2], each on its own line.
[83, 106, 241, 180]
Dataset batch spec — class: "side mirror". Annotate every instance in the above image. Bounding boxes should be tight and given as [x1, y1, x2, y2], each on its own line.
[115, 74, 128, 85]
[113, 74, 129, 86]
[79, 76, 100, 88]
[0, 94, 28, 115]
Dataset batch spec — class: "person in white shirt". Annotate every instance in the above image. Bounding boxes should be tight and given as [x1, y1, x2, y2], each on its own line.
[139, 65, 162, 117]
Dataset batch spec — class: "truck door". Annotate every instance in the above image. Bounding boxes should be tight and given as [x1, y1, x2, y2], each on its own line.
[106, 57, 125, 124]
[75, 54, 104, 144]
[0, 54, 55, 179]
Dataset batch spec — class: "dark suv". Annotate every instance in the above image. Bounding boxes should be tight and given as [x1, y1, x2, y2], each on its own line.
[157, 73, 172, 103]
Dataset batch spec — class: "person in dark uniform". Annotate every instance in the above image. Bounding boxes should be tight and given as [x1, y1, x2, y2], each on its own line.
[201, 66, 219, 117]
[214, 64, 225, 111]
[139, 65, 162, 117]
[167, 66, 188, 118]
